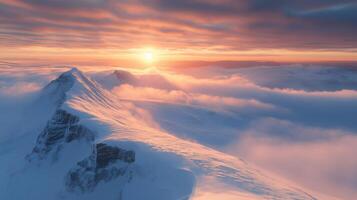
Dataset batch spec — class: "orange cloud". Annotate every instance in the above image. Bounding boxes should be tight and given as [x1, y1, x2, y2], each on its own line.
[1, 0, 357, 64]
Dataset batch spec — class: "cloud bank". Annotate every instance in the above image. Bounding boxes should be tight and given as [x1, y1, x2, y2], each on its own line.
[103, 65, 357, 200]
[0, 0, 356, 51]
[1, 64, 357, 199]
[232, 122, 357, 199]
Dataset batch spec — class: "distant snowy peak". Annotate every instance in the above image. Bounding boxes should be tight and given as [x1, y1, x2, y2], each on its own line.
[99, 69, 137, 89]
[113, 69, 137, 84]
[99, 69, 177, 90]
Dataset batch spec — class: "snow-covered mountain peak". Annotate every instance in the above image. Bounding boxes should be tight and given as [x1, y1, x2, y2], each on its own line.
[41, 67, 83, 95]
[98, 69, 136, 89]
[39, 67, 115, 109]
[55, 67, 83, 82]
[98, 69, 177, 90]
[20, 68, 137, 197]
[68, 67, 80, 73]
[37, 68, 77, 108]
[113, 69, 136, 81]
[1, 67, 335, 200]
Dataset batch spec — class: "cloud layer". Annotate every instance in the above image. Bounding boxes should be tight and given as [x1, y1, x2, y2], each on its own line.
[101, 65, 357, 199]
[1, 64, 357, 199]
[0, 0, 357, 52]
[233, 125, 357, 199]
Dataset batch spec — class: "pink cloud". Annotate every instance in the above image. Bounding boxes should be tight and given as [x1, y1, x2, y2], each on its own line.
[0, 81, 41, 96]
[112, 84, 275, 113]
[229, 119, 357, 200]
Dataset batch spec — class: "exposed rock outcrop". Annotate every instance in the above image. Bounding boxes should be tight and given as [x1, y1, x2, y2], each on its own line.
[66, 143, 135, 192]
[26, 107, 136, 192]
[26, 68, 136, 193]
[26, 109, 95, 161]
[96, 143, 135, 167]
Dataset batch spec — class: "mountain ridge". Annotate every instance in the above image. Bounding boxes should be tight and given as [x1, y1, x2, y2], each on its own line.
[1, 67, 322, 200]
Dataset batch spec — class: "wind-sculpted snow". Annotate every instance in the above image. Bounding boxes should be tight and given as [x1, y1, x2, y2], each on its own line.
[12, 67, 316, 199]
[3, 65, 357, 199]
[11, 68, 137, 198]
[64, 69, 317, 199]
[39, 69, 76, 107]
[95, 66, 357, 199]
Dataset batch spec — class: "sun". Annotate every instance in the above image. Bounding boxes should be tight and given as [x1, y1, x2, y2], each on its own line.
[135, 47, 158, 64]
[143, 51, 153, 62]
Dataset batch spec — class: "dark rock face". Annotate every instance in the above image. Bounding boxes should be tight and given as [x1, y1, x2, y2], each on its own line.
[96, 143, 135, 168]
[26, 109, 95, 161]
[26, 69, 136, 193]
[27, 108, 136, 192]
[66, 143, 135, 192]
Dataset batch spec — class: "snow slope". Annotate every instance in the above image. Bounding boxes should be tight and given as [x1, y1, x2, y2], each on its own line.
[0, 67, 325, 200]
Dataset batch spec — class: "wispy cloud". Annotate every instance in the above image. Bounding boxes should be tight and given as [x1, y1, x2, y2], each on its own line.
[103, 65, 357, 199]
[1, 64, 357, 199]
[231, 124, 357, 199]
[0, 0, 356, 58]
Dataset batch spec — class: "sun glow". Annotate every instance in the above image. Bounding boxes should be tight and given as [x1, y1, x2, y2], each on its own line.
[143, 50, 154, 62]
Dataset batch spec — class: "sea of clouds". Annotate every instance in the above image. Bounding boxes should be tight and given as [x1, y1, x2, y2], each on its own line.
[1, 64, 356, 199]
[107, 65, 357, 199]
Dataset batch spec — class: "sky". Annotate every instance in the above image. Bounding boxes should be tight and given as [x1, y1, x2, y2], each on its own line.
[1, 1, 357, 199]
[1, 0, 357, 66]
